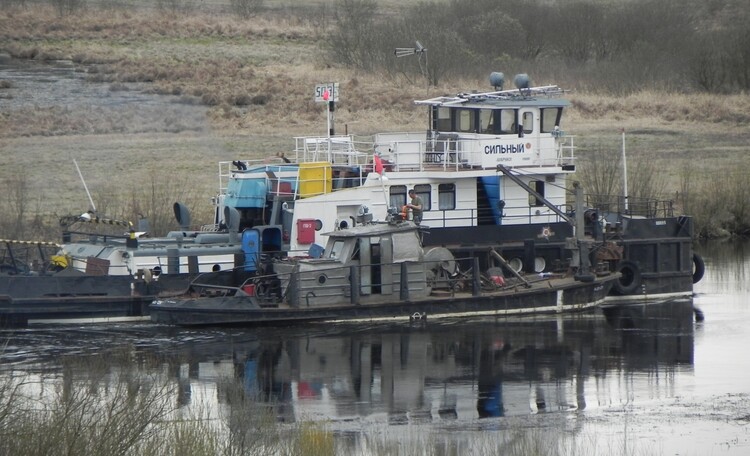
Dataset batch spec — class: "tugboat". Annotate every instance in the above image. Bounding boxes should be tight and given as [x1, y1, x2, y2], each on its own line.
[209, 73, 703, 300]
[1, 73, 703, 326]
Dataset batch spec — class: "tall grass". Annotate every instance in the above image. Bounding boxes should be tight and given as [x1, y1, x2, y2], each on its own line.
[0, 353, 338, 456]
[0, 362, 175, 455]
[0, 167, 210, 243]
[678, 165, 750, 238]
[573, 140, 750, 238]
[575, 144, 667, 215]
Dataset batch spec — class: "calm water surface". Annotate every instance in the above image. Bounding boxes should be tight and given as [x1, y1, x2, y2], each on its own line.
[1, 240, 748, 454]
[0, 54, 207, 133]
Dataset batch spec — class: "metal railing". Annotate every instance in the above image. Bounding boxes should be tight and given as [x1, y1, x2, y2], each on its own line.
[585, 194, 675, 218]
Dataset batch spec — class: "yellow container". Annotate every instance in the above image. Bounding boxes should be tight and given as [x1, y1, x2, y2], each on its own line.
[298, 161, 332, 198]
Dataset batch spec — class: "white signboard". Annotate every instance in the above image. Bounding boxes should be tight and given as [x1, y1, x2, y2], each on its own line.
[479, 139, 535, 168]
[314, 82, 339, 103]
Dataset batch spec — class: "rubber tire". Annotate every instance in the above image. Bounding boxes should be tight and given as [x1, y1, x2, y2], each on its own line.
[613, 260, 642, 295]
[692, 253, 705, 284]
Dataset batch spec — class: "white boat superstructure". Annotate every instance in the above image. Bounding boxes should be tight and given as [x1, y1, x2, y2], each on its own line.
[214, 82, 576, 257]
[207, 74, 701, 300]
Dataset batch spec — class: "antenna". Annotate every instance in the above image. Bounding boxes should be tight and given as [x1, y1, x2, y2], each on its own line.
[395, 40, 427, 58]
[395, 40, 425, 57]
[394, 40, 429, 83]
[73, 158, 96, 213]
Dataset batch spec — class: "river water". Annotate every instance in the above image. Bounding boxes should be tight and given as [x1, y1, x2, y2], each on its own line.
[0, 54, 208, 134]
[0, 240, 748, 455]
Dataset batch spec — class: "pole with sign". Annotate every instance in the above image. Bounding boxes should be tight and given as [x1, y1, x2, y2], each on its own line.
[314, 83, 338, 138]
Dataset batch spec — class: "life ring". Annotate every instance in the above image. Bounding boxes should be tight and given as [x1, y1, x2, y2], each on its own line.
[612, 260, 641, 295]
[692, 253, 705, 284]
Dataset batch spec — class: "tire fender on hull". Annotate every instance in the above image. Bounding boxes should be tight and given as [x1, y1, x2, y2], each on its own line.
[613, 260, 641, 295]
[692, 253, 705, 284]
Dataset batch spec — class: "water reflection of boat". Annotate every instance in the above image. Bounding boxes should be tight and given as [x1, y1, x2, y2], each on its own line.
[158, 299, 694, 425]
[0, 297, 696, 445]
[601, 298, 696, 367]
[151, 219, 616, 326]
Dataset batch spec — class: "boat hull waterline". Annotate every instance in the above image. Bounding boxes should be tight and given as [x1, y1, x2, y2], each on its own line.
[151, 275, 616, 326]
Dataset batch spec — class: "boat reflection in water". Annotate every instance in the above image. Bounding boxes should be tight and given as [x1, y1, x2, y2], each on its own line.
[168, 298, 695, 427]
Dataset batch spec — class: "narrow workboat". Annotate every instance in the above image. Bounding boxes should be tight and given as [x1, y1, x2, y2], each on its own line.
[150, 213, 617, 326]
[0, 206, 282, 326]
[209, 73, 703, 300]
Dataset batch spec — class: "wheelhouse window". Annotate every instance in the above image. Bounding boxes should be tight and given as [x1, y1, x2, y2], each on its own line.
[328, 240, 345, 259]
[435, 107, 451, 131]
[456, 109, 476, 133]
[499, 109, 516, 134]
[529, 180, 545, 207]
[414, 184, 431, 210]
[540, 107, 563, 133]
[390, 185, 407, 209]
[438, 183, 455, 210]
[479, 109, 495, 134]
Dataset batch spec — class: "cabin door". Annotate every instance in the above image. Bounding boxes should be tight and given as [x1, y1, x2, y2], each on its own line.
[359, 237, 372, 295]
[359, 236, 392, 296]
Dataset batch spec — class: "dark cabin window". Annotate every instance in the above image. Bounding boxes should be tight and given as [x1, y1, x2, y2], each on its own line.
[499, 109, 516, 134]
[438, 184, 456, 210]
[436, 107, 451, 131]
[413, 184, 431, 210]
[540, 107, 563, 133]
[456, 109, 476, 133]
[390, 185, 407, 209]
[479, 109, 494, 134]
[529, 180, 545, 207]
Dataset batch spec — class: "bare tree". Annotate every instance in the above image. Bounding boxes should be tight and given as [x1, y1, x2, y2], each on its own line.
[328, 0, 379, 70]
[230, 0, 264, 19]
[48, 0, 87, 16]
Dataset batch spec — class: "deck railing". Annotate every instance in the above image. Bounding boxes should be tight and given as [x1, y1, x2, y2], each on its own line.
[585, 194, 675, 218]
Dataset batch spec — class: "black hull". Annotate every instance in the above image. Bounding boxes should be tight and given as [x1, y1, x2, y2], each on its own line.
[0, 294, 152, 326]
[150, 275, 615, 327]
[0, 270, 250, 327]
[422, 216, 697, 298]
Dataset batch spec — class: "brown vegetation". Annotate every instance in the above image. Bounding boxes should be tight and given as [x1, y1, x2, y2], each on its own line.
[1, 2, 749, 240]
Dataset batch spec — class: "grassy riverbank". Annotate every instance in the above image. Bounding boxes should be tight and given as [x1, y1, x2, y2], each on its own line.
[1, 4, 749, 239]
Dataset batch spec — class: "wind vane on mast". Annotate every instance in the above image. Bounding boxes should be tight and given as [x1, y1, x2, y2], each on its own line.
[395, 40, 426, 58]
[395, 40, 429, 83]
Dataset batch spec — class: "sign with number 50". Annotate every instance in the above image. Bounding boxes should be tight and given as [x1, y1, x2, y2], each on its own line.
[314, 83, 339, 103]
